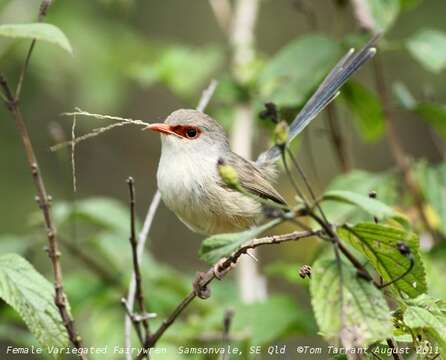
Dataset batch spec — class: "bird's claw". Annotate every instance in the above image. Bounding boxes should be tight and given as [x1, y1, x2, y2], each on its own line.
[213, 258, 234, 280]
[192, 272, 211, 300]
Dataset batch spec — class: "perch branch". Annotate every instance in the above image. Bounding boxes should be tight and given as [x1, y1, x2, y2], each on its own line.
[124, 80, 218, 357]
[135, 228, 321, 358]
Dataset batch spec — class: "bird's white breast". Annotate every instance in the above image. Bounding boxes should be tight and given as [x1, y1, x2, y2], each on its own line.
[156, 143, 261, 234]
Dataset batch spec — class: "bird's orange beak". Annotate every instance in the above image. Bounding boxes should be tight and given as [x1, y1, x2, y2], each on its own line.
[144, 123, 176, 136]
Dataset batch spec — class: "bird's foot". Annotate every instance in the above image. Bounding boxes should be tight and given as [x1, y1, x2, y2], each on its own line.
[192, 272, 211, 300]
[213, 258, 234, 280]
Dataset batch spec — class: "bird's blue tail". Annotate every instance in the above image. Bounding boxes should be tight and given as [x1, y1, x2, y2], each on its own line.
[257, 34, 380, 164]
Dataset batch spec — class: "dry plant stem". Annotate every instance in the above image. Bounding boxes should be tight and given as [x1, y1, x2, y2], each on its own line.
[0, 77, 86, 358]
[386, 338, 403, 360]
[125, 80, 218, 358]
[135, 229, 320, 358]
[209, 0, 232, 36]
[326, 104, 350, 173]
[124, 191, 161, 358]
[0, 1, 85, 354]
[372, 56, 435, 240]
[126, 178, 150, 344]
[121, 299, 144, 345]
[221, 309, 234, 360]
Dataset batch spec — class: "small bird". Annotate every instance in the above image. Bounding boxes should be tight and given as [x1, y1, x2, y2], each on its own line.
[146, 36, 378, 235]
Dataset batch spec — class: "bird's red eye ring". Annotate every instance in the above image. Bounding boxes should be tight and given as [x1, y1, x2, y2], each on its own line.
[171, 125, 201, 139]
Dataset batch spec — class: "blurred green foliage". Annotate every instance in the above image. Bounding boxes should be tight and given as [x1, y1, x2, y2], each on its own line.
[0, 0, 446, 359]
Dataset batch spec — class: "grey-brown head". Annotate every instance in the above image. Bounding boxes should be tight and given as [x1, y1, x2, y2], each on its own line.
[145, 109, 229, 155]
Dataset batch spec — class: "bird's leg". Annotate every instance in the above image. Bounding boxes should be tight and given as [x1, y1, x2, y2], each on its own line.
[192, 272, 211, 300]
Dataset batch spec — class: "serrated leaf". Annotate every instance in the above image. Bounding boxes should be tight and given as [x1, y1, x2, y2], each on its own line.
[198, 219, 281, 264]
[322, 190, 406, 225]
[338, 223, 427, 298]
[259, 35, 342, 106]
[406, 29, 446, 73]
[321, 171, 398, 224]
[414, 162, 446, 236]
[403, 294, 446, 353]
[341, 81, 385, 142]
[310, 258, 392, 347]
[367, 0, 400, 32]
[0, 254, 68, 353]
[0, 23, 72, 54]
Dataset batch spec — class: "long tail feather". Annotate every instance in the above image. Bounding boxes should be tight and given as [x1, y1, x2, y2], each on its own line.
[257, 34, 380, 164]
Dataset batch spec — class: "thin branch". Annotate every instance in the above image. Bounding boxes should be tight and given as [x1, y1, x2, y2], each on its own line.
[124, 80, 218, 358]
[127, 177, 150, 343]
[124, 190, 161, 359]
[196, 79, 218, 112]
[386, 338, 403, 360]
[15, 0, 52, 99]
[209, 0, 233, 36]
[372, 55, 436, 242]
[0, 1, 85, 355]
[326, 104, 350, 173]
[135, 228, 320, 358]
[126, 178, 150, 346]
[221, 309, 235, 360]
[120, 298, 144, 345]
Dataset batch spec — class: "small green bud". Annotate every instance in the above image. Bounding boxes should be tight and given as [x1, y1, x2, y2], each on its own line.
[274, 120, 288, 147]
[217, 158, 239, 188]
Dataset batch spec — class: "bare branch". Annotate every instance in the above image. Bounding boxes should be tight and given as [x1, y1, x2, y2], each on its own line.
[135, 228, 320, 358]
[126, 177, 150, 346]
[124, 80, 219, 358]
[0, 1, 86, 355]
[209, 0, 232, 35]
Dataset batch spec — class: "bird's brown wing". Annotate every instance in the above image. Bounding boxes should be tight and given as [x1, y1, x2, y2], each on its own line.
[224, 152, 286, 205]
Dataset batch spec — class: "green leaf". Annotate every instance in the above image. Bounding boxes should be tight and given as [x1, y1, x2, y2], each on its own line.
[406, 29, 446, 73]
[403, 294, 446, 353]
[393, 83, 446, 140]
[414, 162, 446, 236]
[259, 35, 342, 106]
[232, 295, 314, 344]
[130, 45, 223, 99]
[341, 81, 385, 142]
[414, 103, 446, 140]
[322, 189, 406, 224]
[322, 171, 398, 224]
[367, 0, 400, 32]
[199, 219, 281, 264]
[51, 197, 131, 234]
[0, 23, 72, 54]
[399, 0, 423, 11]
[338, 223, 427, 298]
[310, 257, 392, 347]
[0, 254, 68, 352]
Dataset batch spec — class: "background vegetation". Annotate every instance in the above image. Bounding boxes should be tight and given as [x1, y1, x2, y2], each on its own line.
[0, 0, 445, 359]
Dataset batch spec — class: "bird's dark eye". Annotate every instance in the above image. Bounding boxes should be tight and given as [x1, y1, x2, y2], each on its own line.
[185, 127, 198, 139]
